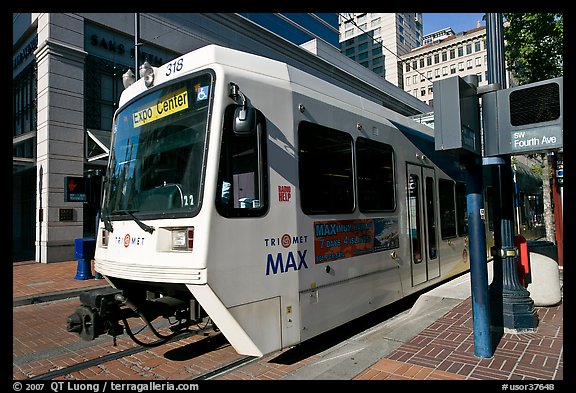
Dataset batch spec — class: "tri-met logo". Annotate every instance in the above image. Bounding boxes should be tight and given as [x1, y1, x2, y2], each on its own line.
[265, 233, 309, 275]
[114, 234, 146, 248]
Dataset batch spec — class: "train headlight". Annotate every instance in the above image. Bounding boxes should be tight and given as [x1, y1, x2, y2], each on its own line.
[101, 229, 109, 247]
[139, 61, 154, 88]
[171, 227, 194, 251]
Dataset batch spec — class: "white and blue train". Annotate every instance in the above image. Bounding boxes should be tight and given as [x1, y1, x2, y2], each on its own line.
[67, 44, 489, 357]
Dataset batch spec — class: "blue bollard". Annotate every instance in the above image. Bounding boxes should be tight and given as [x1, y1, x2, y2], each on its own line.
[74, 238, 96, 280]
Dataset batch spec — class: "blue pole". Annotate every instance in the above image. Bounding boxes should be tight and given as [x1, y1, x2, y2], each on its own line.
[465, 156, 493, 357]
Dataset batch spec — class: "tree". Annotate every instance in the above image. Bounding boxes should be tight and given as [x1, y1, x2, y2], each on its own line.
[503, 13, 563, 85]
[502, 13, 563, 243]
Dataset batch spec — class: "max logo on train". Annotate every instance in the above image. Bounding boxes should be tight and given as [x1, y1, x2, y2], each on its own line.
[266, 250, 308, 275]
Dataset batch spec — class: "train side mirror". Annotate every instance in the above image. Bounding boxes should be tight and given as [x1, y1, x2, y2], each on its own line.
[233, 105, 256, 135]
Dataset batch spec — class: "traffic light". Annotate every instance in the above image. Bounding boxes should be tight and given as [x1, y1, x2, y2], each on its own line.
[482, 77, 563, 156]
[433, 76, 482, 156]
[64, 173, 102, 206]
[64, 176, 87, 202]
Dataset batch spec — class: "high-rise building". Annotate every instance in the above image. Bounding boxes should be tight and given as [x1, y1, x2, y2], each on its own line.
[400, 25, 489, 108]
[338, 13, 423, 87]
[239, 13, 340, 47]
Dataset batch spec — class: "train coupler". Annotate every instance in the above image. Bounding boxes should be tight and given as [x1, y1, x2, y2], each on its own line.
[67, 287, 129, 341]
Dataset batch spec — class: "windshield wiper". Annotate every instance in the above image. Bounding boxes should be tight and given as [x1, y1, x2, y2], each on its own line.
[102, 213, 114, 232]
[116, 210, 155, 234]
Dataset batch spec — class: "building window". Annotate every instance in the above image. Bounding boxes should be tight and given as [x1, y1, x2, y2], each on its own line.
[427, 70, 432, 79]
[406, 76, 411, 86]
[420, 88, 426, 97]
[434, 53, 440, 63]
[434, 68, 440, 78]
[413, 75, 418, 84]
[466, 43, 472, 55]
[450, 64, 456, 74]
[371, 17, 381, 27]
[13, 62, 37, 138]
[475, 41, 481, 52]
[419, 58, 425, 68]
[450, 49, 456, 59]
[406, 62, 411, 72]
[442, 51, 447, 61]
[458, 46, 463, 57]
[427, 56, 432, 66]
[358, 52, 368, 61]
[13, 62, 37, 160]
[372, 47, 382, 56]
[467, 59, 472, 69]
[412, 60, 418, 70]
[442, 66, 448, 75]
[475, 57, 482, 67]
[85, 55, 129, 131]
[458, 62, 464, 71]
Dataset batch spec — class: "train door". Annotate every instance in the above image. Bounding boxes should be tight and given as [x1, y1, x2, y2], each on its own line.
[407, 163, 440, 287]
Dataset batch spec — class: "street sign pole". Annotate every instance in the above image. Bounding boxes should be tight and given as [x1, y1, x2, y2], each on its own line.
[484, 13, 538, 332]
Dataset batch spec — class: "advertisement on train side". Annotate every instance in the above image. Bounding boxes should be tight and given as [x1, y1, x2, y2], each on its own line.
[313, 218, 399, 263]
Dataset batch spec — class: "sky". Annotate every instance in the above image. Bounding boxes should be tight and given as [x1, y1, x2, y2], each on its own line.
[422, 13, 486, 35]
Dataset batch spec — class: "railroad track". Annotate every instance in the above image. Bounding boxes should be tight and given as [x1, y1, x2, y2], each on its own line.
[27, 331, 257, 381]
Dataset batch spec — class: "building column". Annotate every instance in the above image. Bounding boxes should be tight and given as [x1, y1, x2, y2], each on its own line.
[34, 13, 87, 263]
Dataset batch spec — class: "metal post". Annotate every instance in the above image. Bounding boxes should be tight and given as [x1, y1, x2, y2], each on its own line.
[465, 154, 493, 357]
[485, 13, 538, 331]
[513, 164, 521, 234]
[458, 74, 493, 357]
[135, 13, 140, 80]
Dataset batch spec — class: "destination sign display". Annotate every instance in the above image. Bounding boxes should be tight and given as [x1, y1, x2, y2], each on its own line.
[132, 89, 189, 128]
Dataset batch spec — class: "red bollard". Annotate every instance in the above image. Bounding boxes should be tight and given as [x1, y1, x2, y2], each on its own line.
[515, 235, 529, 287]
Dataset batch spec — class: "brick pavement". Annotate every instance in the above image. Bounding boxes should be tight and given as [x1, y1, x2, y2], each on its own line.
[13, 260, 563, 381]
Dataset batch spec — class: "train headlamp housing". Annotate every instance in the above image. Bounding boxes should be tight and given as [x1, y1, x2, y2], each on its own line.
[101, 228, 110, 247]
[171, 227, 194, 251]
[139, 61, 155, 88]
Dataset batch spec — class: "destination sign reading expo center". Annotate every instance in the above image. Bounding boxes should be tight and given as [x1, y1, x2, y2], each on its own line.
[132, 88, 189, 127]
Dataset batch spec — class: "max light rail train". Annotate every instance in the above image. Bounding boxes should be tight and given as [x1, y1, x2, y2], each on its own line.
[67, 44, 494, 357]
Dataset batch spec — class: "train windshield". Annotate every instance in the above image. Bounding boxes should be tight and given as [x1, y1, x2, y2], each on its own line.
[103, 72, 213, 219]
